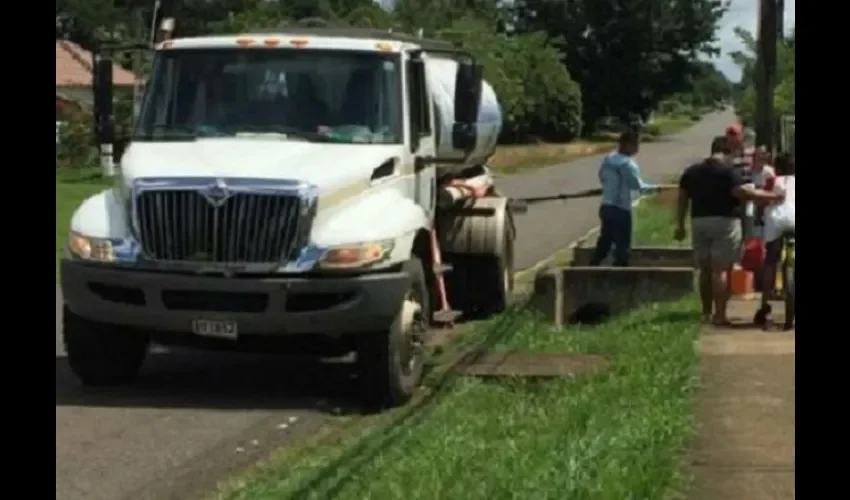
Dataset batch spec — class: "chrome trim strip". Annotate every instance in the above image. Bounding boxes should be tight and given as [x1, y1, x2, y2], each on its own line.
[125, 177, 321, 273]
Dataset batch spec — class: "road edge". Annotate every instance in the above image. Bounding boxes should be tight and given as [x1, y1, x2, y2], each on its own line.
[513, 196, 646, 283]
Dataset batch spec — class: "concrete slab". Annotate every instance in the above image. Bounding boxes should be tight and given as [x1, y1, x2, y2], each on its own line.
[690, 299, 795, 500]
[528, 265, 694, 326]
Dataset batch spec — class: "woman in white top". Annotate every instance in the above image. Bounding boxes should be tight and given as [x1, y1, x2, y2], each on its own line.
[747, 146, 777, 239]
[754, 153, 794, 326]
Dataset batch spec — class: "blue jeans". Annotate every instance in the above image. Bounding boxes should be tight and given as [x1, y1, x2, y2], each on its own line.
[590, 205, 632, 267]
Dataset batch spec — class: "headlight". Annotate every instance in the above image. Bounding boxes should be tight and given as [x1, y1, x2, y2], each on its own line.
[67, 231, 116, 262]
[317, 240, 394, 270]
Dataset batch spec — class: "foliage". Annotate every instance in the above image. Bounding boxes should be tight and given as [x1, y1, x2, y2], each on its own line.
[438, 16, 583, 142]
[509, 0, 729, 131]
[55, 0, 728, 158]
[393, 0, 503, 35]
[57, 92, 134, 170]
[730, 27, 795, 127]
[56, 107, 98, 170]
[687, 61, 733, 108]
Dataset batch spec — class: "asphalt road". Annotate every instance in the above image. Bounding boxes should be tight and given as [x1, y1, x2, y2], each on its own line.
[55, 109, 733, 500]
[504, 109, 735, 269]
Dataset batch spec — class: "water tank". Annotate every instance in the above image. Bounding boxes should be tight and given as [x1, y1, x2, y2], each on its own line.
[426, 56, 502, 176]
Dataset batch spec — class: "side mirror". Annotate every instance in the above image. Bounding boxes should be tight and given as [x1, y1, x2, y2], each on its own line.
[454, 62, 483, 124]
[452, 62, 483, 152]
[92, 53, 115, 145]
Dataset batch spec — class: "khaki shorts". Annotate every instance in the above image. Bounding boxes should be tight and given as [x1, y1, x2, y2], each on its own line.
[691, 217, 742, 266]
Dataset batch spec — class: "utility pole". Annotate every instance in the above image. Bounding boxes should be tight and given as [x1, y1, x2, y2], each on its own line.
[776, 0, 785, 42]
[755, 0, 778, 151]
[132, 6, 148, 103]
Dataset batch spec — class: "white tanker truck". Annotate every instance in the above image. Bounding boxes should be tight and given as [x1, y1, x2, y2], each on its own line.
[61, 27, 520, 407]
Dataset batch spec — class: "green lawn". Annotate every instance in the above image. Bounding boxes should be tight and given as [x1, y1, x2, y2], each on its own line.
[489, 140, 615, 174]
[633, 191, 689, 247]
[211, 297, 700, 500]
[208, 167, 701, 500]
[56, 169, 111, 280]
[648, 115, 699, 137]
[489, 111, 704, 175]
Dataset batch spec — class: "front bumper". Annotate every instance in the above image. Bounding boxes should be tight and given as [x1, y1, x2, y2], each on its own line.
[60, 259, 409, 335]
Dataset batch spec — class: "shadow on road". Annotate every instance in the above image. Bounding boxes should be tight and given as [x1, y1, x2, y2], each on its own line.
[56, 348, 365, 413]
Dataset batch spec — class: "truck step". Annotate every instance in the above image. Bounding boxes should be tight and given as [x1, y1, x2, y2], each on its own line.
[433, 309, 463, 325]
[434, 263, 453, 275]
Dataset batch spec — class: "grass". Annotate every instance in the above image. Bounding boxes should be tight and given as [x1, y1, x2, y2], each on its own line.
[488, 111, 704, 175]
[633, 190, 688, 247]
[489, 140, 615, 174]
[648, 115, 700, 137]
[210, 297, 701, 500]
[632, 184, 692, 248]
[56, 169, 111, 280]
[573, 187, 689, 255]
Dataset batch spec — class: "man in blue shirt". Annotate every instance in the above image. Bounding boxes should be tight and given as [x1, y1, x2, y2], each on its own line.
[589, 131, 659, 266]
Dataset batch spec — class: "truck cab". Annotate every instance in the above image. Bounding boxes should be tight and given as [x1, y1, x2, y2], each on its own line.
[62, 28, 514, 408]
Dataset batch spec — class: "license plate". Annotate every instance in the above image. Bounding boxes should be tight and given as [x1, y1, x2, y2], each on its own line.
[191, 319, 238, 340]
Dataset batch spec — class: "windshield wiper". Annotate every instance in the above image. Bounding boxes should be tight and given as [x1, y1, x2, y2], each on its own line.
[132, 124, 198, 142]
[220, 125, 333, 142]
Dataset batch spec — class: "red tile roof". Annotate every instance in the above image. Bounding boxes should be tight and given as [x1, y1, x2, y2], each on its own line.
[56, 40, 136, 87]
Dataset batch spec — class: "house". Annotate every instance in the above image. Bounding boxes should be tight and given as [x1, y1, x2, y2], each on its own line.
[56, 40, 136, 117]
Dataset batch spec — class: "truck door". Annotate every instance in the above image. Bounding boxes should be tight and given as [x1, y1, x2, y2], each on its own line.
[406, 54, 436, 218]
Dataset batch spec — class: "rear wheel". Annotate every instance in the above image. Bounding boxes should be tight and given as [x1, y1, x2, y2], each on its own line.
[63, 306, 150, 386]
[355, 258, 429, 408]
[477, 229, 515, 315]
[445, 220, 515, 319]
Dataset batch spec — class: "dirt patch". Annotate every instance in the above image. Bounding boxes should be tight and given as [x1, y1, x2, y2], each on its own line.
[425, 324, 469, 352]
[453, 352, 609, 378]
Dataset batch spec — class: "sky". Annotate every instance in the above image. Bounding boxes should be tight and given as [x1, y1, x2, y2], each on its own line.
[374, 0, 795, 83]
[711, 0, 796, 82]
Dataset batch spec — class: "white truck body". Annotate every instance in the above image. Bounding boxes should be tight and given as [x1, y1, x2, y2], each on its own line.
[62, 29, 516, 406]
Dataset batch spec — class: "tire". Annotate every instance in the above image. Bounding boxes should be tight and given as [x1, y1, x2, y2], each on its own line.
[476, 220, 515, 316]
[355, 258, 430, 408]
[63, 306, 150, 387]
[443, 219, 515, 319]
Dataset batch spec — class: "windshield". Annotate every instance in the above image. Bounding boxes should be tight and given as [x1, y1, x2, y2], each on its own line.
[134, 48, 403, 144]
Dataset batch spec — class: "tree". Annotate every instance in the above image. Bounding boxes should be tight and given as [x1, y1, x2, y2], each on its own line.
[56, 0, 131, 49]
[730, 27, 795, 126]
[689, 61, 732, 107]
[438, 16, 583, 141]
[728, 27, 757, 86]
[509, 0, 729, 131]
[56, 0, 723, 148]
[392, 0, 503, 35]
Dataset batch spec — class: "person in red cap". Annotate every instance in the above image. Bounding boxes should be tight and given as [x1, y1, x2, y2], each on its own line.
[726, 123, 744, 150]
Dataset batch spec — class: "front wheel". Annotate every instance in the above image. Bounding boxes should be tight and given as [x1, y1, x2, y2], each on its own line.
[355, 258, 430, 408]
[63, 306, 150, 386]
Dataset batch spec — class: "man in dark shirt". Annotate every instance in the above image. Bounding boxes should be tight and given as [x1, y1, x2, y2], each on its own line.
[675, 136, 783, 325]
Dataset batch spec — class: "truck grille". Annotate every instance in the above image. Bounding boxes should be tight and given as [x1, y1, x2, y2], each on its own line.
[135, 190, 306, 264]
